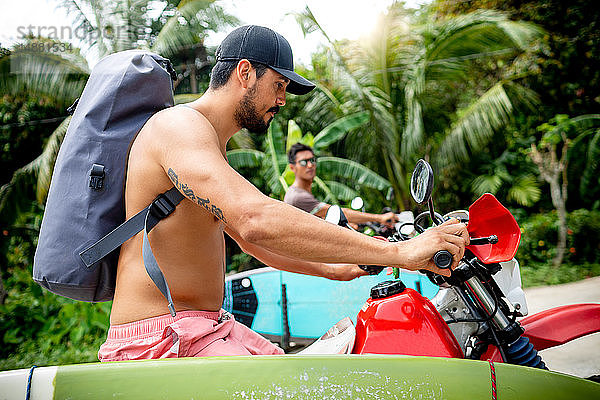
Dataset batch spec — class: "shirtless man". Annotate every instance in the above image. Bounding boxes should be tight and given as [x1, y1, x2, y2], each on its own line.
[284, 142, 398, 227]
[98, 25, 469, 361]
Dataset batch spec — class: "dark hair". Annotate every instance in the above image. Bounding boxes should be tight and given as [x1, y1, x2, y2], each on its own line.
[209, 60, 269, 90]
[288, 143, 314, 164]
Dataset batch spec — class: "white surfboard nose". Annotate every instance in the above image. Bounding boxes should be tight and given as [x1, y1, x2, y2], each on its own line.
[298, 317, 356, 355]
[0, 366, 57, 400]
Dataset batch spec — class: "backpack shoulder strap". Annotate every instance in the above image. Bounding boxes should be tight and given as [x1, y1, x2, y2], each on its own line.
[79, 187, 184, 315]
[79, 187, 184, 267]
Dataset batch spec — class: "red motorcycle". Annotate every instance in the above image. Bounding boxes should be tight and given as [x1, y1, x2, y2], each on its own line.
[322, 159, 600, 376]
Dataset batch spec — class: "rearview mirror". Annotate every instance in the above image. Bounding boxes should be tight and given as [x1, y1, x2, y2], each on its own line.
[411, 159, 434, 205]
[350, 197, 364, 210]
[325, 205, 348, 227]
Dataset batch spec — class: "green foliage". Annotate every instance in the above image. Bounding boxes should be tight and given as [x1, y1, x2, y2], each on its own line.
[520, 262, 600, 288]
[517, 209, 600, 267]
[515, 209, 600, 286]
[295, 5, 542, 209]
[0, 95, 63, 187]
[0, 232, 110, 370]
[432, 0, 600, 119]
[469, 150, 541, 207]
[226, 252, 261, 274]
[432, 0, 600, 211]
[227, 114, 389, 204]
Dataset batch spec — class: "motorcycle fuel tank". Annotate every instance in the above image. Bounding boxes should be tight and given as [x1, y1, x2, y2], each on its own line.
[353, 281, 463, 357]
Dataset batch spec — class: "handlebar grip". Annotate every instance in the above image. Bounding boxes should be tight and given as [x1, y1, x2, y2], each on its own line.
[359, 265, 384, 275]
[433, 250, 453, 269]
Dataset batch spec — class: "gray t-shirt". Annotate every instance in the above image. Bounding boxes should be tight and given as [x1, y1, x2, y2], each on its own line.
[283, 186, 326, 214]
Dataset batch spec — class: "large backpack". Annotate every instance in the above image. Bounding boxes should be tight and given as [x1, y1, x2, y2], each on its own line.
[33, 50, 184, 316]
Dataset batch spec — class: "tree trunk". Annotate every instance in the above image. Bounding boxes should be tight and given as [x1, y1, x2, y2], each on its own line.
[530, 134, 569, 268]
[190, 62, 197, 94]
[548, 177, 567, 268]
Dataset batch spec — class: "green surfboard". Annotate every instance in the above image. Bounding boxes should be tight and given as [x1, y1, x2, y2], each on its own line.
[2, 355, 598, 399]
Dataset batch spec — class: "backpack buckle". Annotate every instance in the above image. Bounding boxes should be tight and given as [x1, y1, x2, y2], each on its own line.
[150, 193, 176, 219]
[89, 164, 105, 190]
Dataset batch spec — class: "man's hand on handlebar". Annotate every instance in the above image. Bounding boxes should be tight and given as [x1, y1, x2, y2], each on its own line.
[401, 218, 469, 277]
[379, 212, 399, 228]
[325, 263, 371, 281]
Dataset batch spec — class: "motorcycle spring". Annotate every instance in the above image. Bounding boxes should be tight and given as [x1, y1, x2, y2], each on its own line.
[505, 336, 547, 369]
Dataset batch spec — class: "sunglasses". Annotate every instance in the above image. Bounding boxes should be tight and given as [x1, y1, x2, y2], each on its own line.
[296, 157, 317, 167]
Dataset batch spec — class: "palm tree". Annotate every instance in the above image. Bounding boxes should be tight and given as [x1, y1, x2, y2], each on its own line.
[0, 0, 238, 225]
[294, 6, 542, 209]
[226, 114, 391, 205]
[470, 150, 541, 207]
[530, 113, 600, 267]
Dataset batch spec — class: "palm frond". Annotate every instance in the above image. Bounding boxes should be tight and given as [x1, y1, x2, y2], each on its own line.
[471, 174, 503, 195]
[322, 181, 359, 202]
[0, 114, 70, 225]
[427, 10, 542, 62]
[506, 174, 541, 206]
[59, 0, 100, 51]
[153, 0, 238, 57]
[313, 111, 369, 150]
[36, 116, 71, 203]
[228, 130, 255, 150]
[263, 122, 288, 194]
[317, 156, 390, 190]
[312, 176, 337, 204]
[1, 51, 88, 109]
[403, 69, 425, 159]
[292, 6, 332, 43]
[554, 114, 600, 138]
[580, 130, 600, 196]
[226, 149, 264, 169]
[286, 120, 303, 151]
[437, 81, 514, 164]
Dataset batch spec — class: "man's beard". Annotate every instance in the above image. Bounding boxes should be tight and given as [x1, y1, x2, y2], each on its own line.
[234, 85, 279, 134]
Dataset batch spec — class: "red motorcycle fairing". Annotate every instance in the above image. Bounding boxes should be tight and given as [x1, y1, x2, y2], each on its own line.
[467, 193, 521, 264]
[520, 303, 600, 351]
[353, 288, 463, 358]
[481, 345, 504, 363]
[479, 304, 600, 363]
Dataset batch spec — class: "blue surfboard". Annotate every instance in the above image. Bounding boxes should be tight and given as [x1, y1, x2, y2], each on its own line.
[223, 268, 438, 344]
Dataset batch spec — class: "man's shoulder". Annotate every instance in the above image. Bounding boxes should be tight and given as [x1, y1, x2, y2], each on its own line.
[131, 104, 221, 173]
[283, 186, 322, 213]
[147, 105, 215, 136]
[284, 186, 313, 200]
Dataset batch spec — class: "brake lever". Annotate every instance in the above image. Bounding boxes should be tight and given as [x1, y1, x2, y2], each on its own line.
[359, 265, 384, 275]
[469, 235, 498, 245]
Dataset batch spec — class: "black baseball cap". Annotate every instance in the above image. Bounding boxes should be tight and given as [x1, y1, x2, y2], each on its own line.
[215, 25, 316, 95]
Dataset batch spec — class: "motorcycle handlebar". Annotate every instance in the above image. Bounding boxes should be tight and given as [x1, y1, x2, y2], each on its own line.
[359, 265, 385, 275]
[431, 236, 498, 270]
[433, 250, 453, 269]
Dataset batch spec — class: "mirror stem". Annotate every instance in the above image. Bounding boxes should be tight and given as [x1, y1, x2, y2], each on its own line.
[428, 198, 444, 225]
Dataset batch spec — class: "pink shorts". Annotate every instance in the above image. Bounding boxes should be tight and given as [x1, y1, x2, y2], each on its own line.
[98, 310, 283, 362]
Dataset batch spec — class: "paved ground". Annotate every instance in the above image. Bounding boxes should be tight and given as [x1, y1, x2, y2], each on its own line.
[522, 276, 600, 378]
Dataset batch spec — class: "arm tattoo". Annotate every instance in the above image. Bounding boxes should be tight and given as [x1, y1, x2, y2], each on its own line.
[167, 168, 227, 223]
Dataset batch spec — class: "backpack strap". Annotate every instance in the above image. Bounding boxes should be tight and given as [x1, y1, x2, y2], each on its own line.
[141, 188, 184, 317]
[79, 187, 185, 315]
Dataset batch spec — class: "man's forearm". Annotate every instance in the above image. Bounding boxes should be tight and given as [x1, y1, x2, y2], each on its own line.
[314, 206, 382, 224]
[237, 199, 400, 267]
[226, 227, 334, 279]
[342, 208, 383, 224]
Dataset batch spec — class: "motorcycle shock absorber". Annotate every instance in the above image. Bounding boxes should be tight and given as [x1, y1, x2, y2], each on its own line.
[461, 262, 547, 369]
[505, 335, 547, 369]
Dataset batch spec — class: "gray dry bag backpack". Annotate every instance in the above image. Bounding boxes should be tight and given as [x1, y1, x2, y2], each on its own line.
[33, 50, 184, 316]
